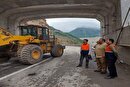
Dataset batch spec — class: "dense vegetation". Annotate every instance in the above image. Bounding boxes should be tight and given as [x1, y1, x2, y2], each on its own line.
[49, 26, 82, 45]
[69, 27, 100, 38]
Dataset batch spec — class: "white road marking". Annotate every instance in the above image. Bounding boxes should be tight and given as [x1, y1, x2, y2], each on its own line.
[0, 58, 51, 81]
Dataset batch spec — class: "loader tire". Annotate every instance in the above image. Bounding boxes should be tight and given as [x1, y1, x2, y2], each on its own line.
[18, 44, 43, 64]
[51, 44, 64, 57]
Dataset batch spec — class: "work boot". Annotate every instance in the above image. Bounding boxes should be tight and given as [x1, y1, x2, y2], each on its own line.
[77, 65, 82, 67]
[100, 71, 107, 74]
[86, 66, 89, 68]
[94, 70, 101, 72]
[104, 76, 115, 79]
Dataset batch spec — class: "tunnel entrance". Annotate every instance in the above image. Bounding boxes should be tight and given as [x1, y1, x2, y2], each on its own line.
[46, 18, 101, 45]
[18, 18, 101, 45]
[0, 0, 130, 65]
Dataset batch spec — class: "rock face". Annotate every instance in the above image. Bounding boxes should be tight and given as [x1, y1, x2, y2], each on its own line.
[49, 26, 82, 45]
[26, 19, 48, 27]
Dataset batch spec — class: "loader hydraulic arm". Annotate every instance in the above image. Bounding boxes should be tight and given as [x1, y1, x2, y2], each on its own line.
[0, 28, 14, 46]
[0, 27, 36, 46]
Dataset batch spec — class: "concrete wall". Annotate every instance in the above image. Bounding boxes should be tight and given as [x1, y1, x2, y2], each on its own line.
[118, 46, 130, 65]
[119, 26, 130, 64]
[119, 26, 130, 46]
[117, 0, 130, 64]
[106, 26, 130, 65]
[103, 0, 130, 65]
[121, 0, 130, 27]
[0, 17, 8, 29]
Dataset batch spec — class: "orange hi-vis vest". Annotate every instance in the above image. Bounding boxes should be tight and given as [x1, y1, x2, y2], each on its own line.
[105, 44, 113, 52]
[81, 43, 89, 50]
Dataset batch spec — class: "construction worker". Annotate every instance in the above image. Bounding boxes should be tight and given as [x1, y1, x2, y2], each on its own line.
[105, 39, 118, 79]
[94, 38, 107, 74]
[77, 39, 90, 68]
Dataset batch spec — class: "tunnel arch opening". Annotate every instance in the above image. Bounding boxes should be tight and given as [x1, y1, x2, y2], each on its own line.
[13, 16, 105, 37]
[14, 17, 103, 45]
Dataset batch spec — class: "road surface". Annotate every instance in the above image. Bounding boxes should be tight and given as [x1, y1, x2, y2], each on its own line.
[0, 46, 130, 87]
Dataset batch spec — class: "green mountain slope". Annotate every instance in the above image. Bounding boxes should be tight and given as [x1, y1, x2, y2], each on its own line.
[69, 27, 100, 38]
[49, 26, 82, 45]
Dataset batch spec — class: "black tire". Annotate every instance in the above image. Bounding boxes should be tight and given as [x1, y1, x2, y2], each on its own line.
[51, 44, 64, 57]
[18, 44, 43, 64]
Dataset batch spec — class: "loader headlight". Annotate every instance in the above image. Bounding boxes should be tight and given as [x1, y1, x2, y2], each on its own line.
[9, 41, 15, 44]
[9, 40, 19, 44]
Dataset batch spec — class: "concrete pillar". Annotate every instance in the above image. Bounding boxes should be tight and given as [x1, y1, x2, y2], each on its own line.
[0, 17, 8, 29]
[104, 16, 109, 35]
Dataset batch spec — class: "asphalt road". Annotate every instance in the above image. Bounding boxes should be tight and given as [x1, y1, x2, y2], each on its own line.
[0, 46, 130, 87]
[0, 55, 51, 78]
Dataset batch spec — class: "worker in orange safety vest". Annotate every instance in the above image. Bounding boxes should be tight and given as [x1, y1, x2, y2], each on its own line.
[77, 39, 90, 68]
[105, 38, 118, 79]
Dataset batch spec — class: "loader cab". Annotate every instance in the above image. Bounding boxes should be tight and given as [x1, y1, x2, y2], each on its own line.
[19, 25, 49, 40]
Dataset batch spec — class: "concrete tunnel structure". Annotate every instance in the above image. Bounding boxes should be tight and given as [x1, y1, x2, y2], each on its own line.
[0, 0, 130, 64]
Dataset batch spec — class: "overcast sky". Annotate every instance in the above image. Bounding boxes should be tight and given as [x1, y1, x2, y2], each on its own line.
[46, 18, 100, 32]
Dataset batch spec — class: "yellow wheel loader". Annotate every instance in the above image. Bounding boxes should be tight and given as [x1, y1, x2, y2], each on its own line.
[0, 25, 65, 64]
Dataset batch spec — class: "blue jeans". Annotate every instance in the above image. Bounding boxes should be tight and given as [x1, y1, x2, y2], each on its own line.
[79, 50, 89, 66]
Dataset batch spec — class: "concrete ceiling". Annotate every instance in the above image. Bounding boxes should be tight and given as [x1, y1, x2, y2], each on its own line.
[0, 0, 117, 17]
[0, 0, 119, 31]
[0, 0, 115, 12]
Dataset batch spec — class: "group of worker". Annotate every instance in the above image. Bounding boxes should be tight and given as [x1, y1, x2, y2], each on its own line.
[77, 38, 118, 79]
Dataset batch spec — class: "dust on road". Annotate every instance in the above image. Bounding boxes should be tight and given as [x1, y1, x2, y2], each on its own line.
[0, 46, 130, 87]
